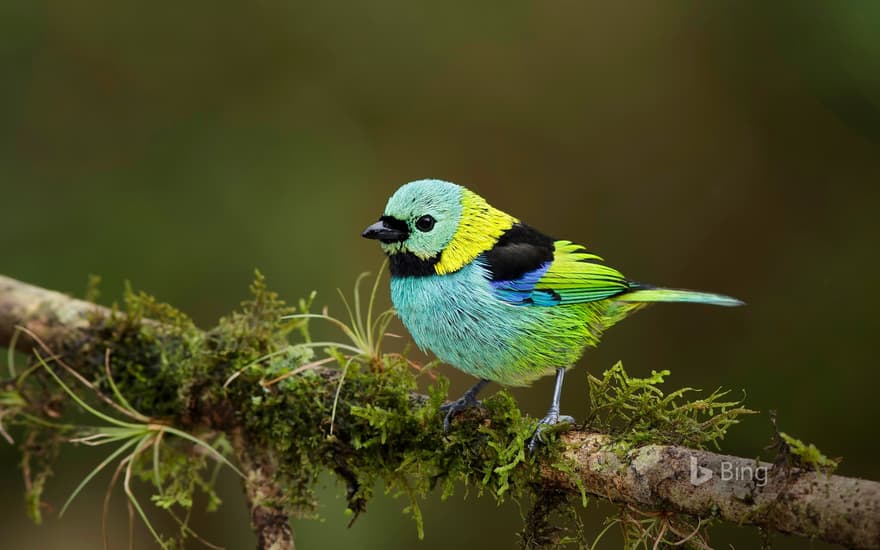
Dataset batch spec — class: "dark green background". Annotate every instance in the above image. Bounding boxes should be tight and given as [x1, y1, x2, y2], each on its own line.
[2, 2, 878, 548]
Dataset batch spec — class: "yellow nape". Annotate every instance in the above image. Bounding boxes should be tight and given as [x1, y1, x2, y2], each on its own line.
[434, 189, 517, 275]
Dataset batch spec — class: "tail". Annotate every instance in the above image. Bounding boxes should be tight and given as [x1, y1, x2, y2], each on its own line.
[616, 284, 744, 307]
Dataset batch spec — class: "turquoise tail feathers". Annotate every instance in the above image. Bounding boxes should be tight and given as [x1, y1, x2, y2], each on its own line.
[617, 285, 744, 307]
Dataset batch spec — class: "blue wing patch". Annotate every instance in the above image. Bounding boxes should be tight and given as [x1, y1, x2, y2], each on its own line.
[490, 262, 557, 305]
[488, 241, 631, 306]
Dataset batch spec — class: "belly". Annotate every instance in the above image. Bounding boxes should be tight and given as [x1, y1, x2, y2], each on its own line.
[390, 261, 597, 386]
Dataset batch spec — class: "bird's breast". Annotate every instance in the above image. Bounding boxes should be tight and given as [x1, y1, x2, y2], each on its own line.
[390, 261, 500, 355]
[388, 260, 585, 385]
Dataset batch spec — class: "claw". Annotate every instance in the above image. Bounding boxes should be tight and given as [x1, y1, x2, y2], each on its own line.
[527, 411, 575, 453]
[439, 379, 489, 432]
[527, 367, 574, 452]
[440, 397, 482, 432]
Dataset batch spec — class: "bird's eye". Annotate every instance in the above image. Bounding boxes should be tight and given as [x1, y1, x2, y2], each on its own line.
[415, 215, 436, 232]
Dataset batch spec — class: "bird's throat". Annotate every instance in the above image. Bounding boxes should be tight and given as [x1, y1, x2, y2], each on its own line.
[389, 251, 440, 277]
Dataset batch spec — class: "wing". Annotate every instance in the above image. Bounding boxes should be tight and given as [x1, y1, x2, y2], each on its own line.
[484, 225, 631, 306]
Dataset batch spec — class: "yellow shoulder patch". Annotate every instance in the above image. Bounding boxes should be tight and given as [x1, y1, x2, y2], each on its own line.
[434, 189, 517, 275]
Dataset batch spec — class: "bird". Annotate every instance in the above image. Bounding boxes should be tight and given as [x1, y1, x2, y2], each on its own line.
[361, 179, 742, 450]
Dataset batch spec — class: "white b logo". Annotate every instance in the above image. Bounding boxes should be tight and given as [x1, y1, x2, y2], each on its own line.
[690, 456, 713, 486]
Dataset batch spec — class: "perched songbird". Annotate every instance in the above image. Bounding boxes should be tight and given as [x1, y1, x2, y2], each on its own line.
[362, 179, 742, 450]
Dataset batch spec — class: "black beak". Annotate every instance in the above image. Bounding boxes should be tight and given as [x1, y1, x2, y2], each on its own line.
[361, 219, 408, 243]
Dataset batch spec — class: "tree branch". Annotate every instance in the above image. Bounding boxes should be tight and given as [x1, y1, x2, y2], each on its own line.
[1, 274, 878, 549]
[0, 275, 295, 550]
[544, 432, 880, 549]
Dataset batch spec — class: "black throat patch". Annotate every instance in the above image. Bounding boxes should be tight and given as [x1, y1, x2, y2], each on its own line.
[389, 252, 440, 277]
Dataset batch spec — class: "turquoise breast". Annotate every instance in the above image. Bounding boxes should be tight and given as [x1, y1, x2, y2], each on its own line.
[390, 259, 599, 386]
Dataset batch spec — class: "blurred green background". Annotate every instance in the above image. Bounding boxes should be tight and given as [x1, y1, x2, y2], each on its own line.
[2, 2, 879, 548]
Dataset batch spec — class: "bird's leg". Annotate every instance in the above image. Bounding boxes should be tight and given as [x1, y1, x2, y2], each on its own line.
[528, 367, 575, 452]
[439, 378, 489, 432]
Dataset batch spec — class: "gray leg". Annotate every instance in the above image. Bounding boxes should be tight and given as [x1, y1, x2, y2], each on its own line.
[528, 367, 575, 452]
[440, 378, 489, 432]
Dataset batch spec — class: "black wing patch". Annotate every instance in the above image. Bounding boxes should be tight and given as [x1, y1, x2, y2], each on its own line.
[483, 223, 555, 281]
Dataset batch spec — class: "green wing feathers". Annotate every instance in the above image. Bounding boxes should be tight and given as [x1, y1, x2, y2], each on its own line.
[533, 241, 630, 303]
[536, 240, 743, 307]
[491, 239, 743, 309]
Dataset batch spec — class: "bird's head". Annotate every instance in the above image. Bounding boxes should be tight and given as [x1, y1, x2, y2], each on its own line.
[362, 179, 517, 276]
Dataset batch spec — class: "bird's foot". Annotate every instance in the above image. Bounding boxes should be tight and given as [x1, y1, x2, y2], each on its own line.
[528, 410, 575, 453]
[439, 395, 483, 432]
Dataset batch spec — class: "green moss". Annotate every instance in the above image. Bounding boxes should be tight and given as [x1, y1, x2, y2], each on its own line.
[519, 489, 585, 549]
[232, 350, 538, 532]
[585, 362, 755, 451]
[35, 270, 542, 542]
[73, 281, 206, 420]
[20, 430, 62, 525]
[778, 432, 840, 475]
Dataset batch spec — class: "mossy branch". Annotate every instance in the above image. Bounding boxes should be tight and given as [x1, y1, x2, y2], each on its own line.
[1, 274, 878, 550]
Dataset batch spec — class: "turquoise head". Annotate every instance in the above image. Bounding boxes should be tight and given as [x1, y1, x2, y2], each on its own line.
[362, 179, 464, 261]
[362, 179, 518, 276]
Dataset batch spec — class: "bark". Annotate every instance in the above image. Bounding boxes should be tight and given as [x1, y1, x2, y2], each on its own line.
[547, 433, 880, 549]
[2, 274, 879, 549]
[230, 427, 295, 550]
